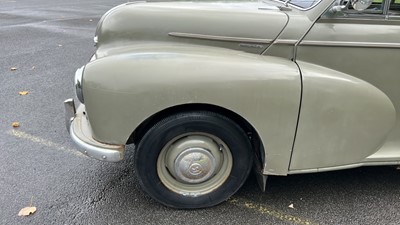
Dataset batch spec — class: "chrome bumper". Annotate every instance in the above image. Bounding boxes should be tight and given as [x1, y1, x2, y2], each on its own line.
[64, 99, 125, 162]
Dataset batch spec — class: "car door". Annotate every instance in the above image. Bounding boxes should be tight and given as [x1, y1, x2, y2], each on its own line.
[289, 0, 400, 172]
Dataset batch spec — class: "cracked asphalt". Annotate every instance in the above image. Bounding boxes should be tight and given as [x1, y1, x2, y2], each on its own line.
[1, 0, 400, 224]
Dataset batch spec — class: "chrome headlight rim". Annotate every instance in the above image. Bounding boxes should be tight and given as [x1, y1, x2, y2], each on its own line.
[74, 66, 84, 103]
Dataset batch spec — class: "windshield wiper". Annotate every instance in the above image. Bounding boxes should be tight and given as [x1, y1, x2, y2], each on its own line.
[261, 0, 292, 11]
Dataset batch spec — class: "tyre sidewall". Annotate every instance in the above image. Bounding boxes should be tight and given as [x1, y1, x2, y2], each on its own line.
[135, 112, 252, 209]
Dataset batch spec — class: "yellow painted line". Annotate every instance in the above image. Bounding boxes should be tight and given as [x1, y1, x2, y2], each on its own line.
[228, 197, 318, 225]
[7, 130, 84, 157]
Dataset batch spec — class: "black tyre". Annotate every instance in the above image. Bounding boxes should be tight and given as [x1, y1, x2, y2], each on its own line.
[134, 111, 253, 208]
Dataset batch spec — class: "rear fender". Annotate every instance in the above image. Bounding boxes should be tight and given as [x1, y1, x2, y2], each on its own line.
[290, 61, 396, 172]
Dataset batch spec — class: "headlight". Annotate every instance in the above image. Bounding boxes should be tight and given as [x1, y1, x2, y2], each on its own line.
[93, 36, 98, 46]
[74, 66, 84, 103]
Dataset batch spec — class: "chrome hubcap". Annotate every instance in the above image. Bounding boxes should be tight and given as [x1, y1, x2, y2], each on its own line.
[174, 147, 216, 184]
[158, 133, 232, 196]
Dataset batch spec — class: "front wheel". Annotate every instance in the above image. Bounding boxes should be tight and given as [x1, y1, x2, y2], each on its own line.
[135, 111, 253, 208]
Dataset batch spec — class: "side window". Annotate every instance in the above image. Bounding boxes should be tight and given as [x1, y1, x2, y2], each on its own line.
[390, 0, 400, 15]
[350, 0, 384, 14]
[323, 0, 385, 18]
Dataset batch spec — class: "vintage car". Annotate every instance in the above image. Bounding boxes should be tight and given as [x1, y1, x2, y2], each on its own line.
[64, 0, 400, 208]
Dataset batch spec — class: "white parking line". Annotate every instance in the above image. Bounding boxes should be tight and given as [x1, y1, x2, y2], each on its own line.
[229, 197, 318, 225]
[7, 129, 84, 157]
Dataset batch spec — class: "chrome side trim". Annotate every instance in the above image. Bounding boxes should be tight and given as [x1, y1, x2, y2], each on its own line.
[300, 40, 400, 48]
[64, 98, 76, 132]
[239, 43, 266, 49]
[168, 32, 273, 44]
[273, 39, 298, 45]
[287, 161, 400, 174]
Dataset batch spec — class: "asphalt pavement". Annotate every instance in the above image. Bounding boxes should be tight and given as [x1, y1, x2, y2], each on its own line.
[1, 0, 400, 224]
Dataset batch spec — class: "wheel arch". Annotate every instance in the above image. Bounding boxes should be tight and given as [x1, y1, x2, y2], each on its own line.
[127, 103, 265, 168]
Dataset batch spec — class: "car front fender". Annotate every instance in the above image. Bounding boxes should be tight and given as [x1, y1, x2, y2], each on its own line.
[83, 44, 301, 175]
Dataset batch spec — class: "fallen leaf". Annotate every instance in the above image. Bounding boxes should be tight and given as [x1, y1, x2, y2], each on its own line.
[10, 67, 17, 71]
[12, 122, 20, 128]
[288, 203, 294, 209]
[19, 91, 29, 95]
[18, 207, 36, 217]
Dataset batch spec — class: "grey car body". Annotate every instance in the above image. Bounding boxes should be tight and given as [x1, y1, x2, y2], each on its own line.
[64, 0, 400, 208]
